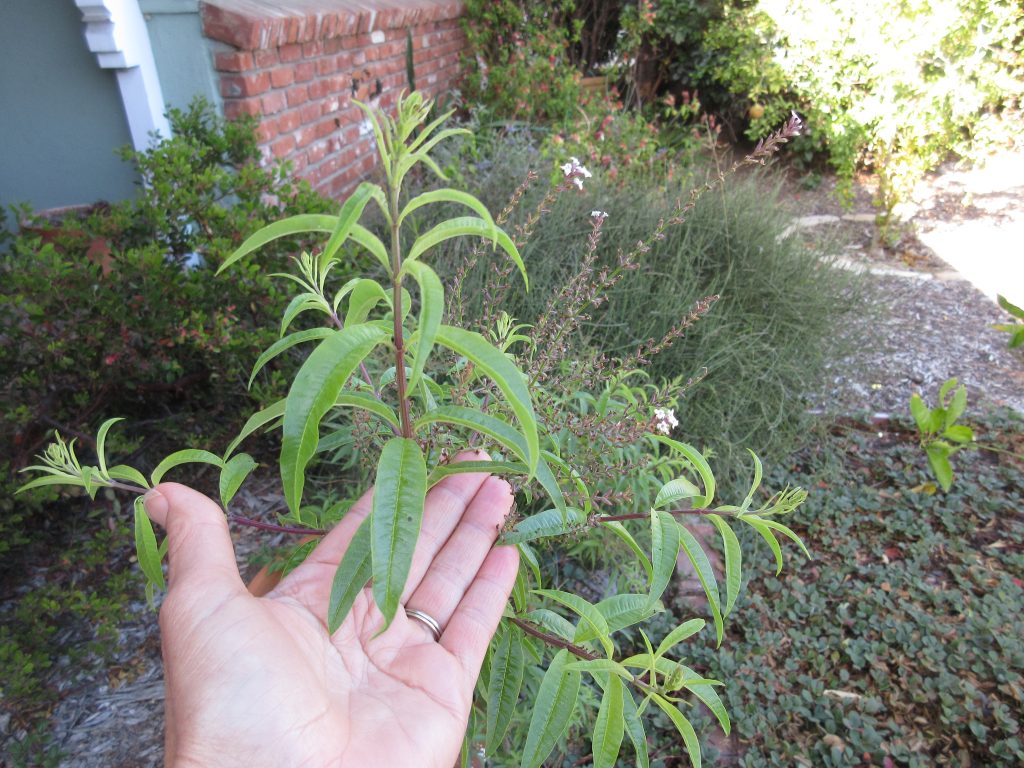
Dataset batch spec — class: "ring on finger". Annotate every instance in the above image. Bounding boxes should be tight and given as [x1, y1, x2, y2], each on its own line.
[405, 608, 442, 641]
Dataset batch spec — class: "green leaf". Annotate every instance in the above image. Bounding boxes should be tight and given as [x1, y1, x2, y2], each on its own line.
[534, 589, 612, 656]
[520, 649, 581, 768]
[654, 477, 701, 509]
[134, 496, 165, 590]
[654, 618, 707, 659]
[427, 460, 528, 486]
[998, 293, 1024, 319]
[350, 224, 391, 274]
[653, 436, 715, 507]
[402, 260, 444, 392]
[106, 465, 151, 489]
[649, 509, 681, 606]
[592, 675, 625, 768]
[577, 593, 660, 641]
[753, 517, 811, 560]
[706, 513, 742, 616]
[415, 405, 530, 463]
[151, 449, 224, 486]
[622, 688, 650, 768]
[945, 385, 967, 428]
[371, 437, 427, 630]
[353, 99, 392, 179]
[943, 424, 974, 443]
[499, 508, 586, 546]
[742, 515, 784, 574]
[95, 417, 123, 478]
[485, 623, 525, 755]
[219, 453, 257, 508]
[281, 325, 387, 512]
[218, 214, 337, 274]
[739, 449, 764, 512]
[926, 444, 954, 491]
[16, 474, 82, 493]
[434, 325, 538, 476]
[600, 521, 653, 582]
[399, 187, 496, 231]
[333, 392, 400, 432]
[343, 278, 389, 326]
[677, 523, 724, 645]
[249, 328, 333, 388]
[563, 658, 634, 681]
[674, 662, 731, 735]
[938, 377, 958, 404]
[320, 182, 377, 266]
[223, 399, 285, 459]
[406, 217, 528, 290]
[327, 515, 373, 632]
[279, 293, 327, 337]
[651, 694, 702, 768]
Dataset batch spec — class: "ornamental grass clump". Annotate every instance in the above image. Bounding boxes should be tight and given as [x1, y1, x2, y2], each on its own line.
[21, 94, 811, 768]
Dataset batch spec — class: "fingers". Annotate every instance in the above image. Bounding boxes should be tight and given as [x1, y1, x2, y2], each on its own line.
[144, 483, 246, 601]
[404, 476, 514, 631]
[440, 545, 519, 674]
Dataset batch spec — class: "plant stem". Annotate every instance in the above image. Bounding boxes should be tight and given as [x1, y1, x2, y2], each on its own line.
[596, 506, 716, 523]
[231, 515, 325, 536]
[510, 617, 599, 661]
[389, 178, 413, 438]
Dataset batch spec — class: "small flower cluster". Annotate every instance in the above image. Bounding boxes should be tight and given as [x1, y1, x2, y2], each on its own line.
[653, 408, 679, 435]
[560, 156, 593, 190]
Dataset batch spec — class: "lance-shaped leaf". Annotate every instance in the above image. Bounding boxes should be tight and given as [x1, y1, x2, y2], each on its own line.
[521, 649, 581, 768]
[320, 182, 378, 266]
[649, 509, 681, 606]
[134, 496, 165, 590]
[95, 417, 123, 478]
[653, 436, 715, 508]
[751, 516, 811, 560]
[743, 514, 784, 573]
[223, 399, 285, 459]
[592, 674, 625, 768]
[654, 476, 701, 510]
[622, 687, 650, 768]
[739, 449, 764, 512]
[674, 662, 731, 735]
[327, 514, 372, 632]
[280, 293, 328, 337]
[406, 218, 527, 289]
[563, 658, 633, 681]
[219, 453, 257, 508]
[706, 513, 742, 616]
[218, 214, 337, 273]
[599, 521, 653, 581]
[499, 508, 586, 546]
[399, 188, 497, 233]
[435, 325, 538, 476]
[281, 325, 388, 512]
[427, 460, 528, 486]
[677, 523, 724, 646]
[249, 328, 333, 388]
[651, 694, 702, 768]
[402, 260, 443, 392]
[523, 609, 576, 642]
[485, 623, 525, 755]
[655, 618, 707, 659]
[371, 437, 427, 629]
[106, 464, 150, 489]
[534, 589, 612, 657]
[151, 449, 224, 486]
[333, 392, 400, 432]
[343, 278, 389, 326]
[576, 593, 660, 642]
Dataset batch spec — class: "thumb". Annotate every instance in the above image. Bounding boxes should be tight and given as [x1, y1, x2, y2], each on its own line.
[144, 483, 245, 598]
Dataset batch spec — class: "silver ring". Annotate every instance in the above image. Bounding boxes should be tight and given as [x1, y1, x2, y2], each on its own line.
[405, 608, 442, 641]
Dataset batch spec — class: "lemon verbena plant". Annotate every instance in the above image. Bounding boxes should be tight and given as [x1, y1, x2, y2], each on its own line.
[19, 92, 810, 768]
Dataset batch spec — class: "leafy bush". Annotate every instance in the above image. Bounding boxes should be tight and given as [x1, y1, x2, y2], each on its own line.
[0, 98, 346, 504]
[461, 0, 583, 121]
[684, 413, 1024, 766]
[429, 134, 863, 488]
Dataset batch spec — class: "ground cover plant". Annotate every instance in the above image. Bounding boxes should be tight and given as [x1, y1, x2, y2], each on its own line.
[18, 94, 816, 767]
[683, 412, 1024, 766]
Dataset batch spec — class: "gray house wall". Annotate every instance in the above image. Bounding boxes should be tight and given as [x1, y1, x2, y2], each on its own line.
[0, 0, 140, 210]
[140, 0, 222, 117]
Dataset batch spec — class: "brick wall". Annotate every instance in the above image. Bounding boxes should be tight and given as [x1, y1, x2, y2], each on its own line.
[200, 0, 468, 199]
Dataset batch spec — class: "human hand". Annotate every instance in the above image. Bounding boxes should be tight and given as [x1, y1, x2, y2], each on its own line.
[144, 452, 518, 768]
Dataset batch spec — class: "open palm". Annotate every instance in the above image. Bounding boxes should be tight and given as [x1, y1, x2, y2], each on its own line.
[147, 454, 517, 768]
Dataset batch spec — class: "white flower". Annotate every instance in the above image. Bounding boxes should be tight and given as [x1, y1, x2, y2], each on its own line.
[591, 210, 608, 220]
[561, 156, 593, 189]
[654, 408, 679, 435]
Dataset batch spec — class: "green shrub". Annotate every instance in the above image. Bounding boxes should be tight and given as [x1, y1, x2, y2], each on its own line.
[684, 413, 1024, 766]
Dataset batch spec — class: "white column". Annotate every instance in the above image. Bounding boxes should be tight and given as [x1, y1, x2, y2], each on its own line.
[74, 0, 171, 149]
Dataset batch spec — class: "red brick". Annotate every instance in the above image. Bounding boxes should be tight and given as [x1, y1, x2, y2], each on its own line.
[316, 56, 338, 76]
[316, 118, 337, 140]
[279, 43, 303, 62]
[324, 36, 347, 55]
[302, 40, 325, 57]
[286, 85, 309, 107]
[222, 98, 262, 119]
[262, 90, 287, 115]
[334, 52, 353, 71]
[253, 48, 279, 68]
[294, 61, 316, 82]
[306, 140, 329, 165]
[271, 135, 296, 158]
[299, 102, 321, 125]
[214, 51, 253, 72]
[308, 78, 329, 100]
[270, 66, 295, 88]
[276, 109, 301, 133]
[220, 72, 270, 98]
[255, 119, 276, 143]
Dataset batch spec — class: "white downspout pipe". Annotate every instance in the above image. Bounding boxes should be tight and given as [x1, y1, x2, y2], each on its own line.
[74, 0, 171, 149]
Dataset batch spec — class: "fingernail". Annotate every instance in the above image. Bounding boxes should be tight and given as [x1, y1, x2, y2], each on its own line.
[143, 488, 168, 526]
